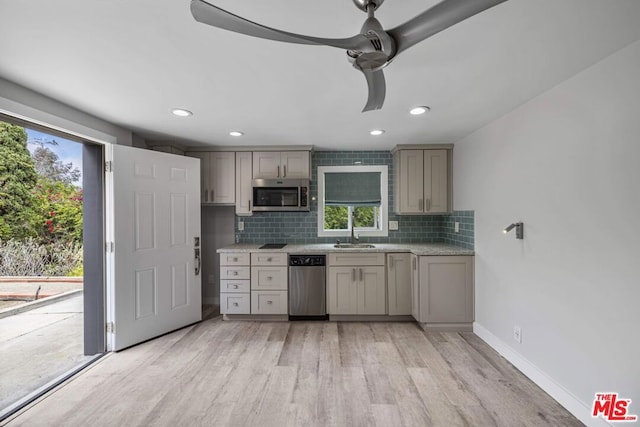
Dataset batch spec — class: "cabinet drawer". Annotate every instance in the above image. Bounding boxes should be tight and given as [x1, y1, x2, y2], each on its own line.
[220, 253, 250, 266]
[328, 252, 385, 266]
[220, 266, 250, 280]
[221, 293, 250, 314]
[251, 252, 287, 266]
[251, 291, 288, 314]
[221, 280, 250, 293]
[251, 266, 288, 290]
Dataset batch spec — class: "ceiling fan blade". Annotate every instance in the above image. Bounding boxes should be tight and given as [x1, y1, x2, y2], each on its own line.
[360, 68, 386, 112]
[191, 0, 366, 50]
[388, 0, 508, 56]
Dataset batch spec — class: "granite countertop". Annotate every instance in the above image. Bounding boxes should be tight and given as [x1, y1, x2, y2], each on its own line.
[217, 243, 474, 256]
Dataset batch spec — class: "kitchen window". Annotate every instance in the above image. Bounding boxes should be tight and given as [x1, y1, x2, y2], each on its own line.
[317, 165, 388, 237]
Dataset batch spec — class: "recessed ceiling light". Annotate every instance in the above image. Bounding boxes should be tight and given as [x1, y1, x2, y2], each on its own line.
[409, 106, 431, 115]
[229, 131, 244, 137]
[171, 108, 193, 117]
[370, 129, 385, 136]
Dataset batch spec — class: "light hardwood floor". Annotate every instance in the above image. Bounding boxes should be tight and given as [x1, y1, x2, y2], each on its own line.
[5, 319, 583, 427]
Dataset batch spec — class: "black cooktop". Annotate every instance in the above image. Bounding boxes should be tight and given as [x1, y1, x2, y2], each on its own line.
[259, 243, 287, 249]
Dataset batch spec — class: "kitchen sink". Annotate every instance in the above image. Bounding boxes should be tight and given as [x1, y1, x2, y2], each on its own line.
[333, 243, 376, 249]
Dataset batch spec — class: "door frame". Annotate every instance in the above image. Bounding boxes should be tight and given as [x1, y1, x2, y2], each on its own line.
[0, 111, 108, 354]
[82, 143, 106, 354]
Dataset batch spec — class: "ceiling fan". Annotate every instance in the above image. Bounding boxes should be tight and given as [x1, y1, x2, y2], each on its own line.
[190, 0, 508, 112]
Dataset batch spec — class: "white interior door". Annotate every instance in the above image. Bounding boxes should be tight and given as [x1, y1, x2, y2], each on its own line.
[106, 145, 201, 351]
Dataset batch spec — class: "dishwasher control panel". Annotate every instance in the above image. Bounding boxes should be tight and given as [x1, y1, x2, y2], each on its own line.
[289, 255, 326, 266]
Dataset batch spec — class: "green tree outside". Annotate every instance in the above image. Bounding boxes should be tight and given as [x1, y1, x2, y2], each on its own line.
[324, 205, 377, 230]
[0, 121, 83, 276]
[0, 122, 38, 240]
[31, 145, 81, 186]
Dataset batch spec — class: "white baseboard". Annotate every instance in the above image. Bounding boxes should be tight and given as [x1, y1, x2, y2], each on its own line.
[473, 322, 612, 427]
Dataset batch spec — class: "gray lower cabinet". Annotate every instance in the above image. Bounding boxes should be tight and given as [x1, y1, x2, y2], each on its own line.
[387, 253, 411, 315]
[220, 252, 251, 314]
[413, 255, 474, 328]
[327, 253, 386, 315]
[250, 252, 288, 314]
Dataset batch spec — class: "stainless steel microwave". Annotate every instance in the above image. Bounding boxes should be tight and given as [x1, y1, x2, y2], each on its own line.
[252, 179, 310, 212]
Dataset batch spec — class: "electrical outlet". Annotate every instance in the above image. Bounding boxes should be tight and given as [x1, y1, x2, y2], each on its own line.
[455, 222, 460, 233]
[513, 325, 522, 344]
[389, 221, 399, 231]
[238, 221, 244, 231]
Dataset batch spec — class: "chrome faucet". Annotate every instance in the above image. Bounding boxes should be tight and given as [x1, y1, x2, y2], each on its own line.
[350, 211, 359, 243]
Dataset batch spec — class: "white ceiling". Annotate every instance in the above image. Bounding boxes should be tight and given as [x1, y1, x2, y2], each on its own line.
[1, 0, 640, 150]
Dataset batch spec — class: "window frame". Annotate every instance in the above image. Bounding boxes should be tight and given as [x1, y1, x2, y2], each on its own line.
[317, 165, 388, 237]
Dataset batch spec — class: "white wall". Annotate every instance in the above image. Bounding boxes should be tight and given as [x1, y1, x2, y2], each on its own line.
[454, 40, 640, 424]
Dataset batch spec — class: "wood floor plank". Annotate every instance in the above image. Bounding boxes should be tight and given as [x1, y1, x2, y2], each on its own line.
[428, 332, 554, 426]
[407, 367, 471, 426]
[384, 365, 433, 426]
[341, 367, 376, 426]
[387, 322, 429, 368]
[5, 321, 583, 427]
[371, 403, 403, 427]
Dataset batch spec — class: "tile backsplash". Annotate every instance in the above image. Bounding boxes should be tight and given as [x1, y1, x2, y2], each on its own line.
[234, 151, 474, 249]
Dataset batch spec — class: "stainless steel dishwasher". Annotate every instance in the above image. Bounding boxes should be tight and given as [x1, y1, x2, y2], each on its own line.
[288, 255, 327, 320]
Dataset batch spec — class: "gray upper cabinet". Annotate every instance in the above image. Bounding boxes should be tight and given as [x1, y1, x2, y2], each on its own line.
[393, 148, 450, 214]
[252, 151, 310, 179]
[235, 151, 253, 215]
[185, 151, 235, 205]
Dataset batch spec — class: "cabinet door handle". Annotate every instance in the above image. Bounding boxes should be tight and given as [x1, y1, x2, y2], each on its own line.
[418, 198, 423, 211]
[211, 190, 215, 202]
[283, 165, 287, 177]
[412, 258, 416, 270]
[359, 268, 363, 281]
[233, 302, 239, 307]
[389, 256, 394, 269]
[232, 257, 238, 262]
[204, 189, 208, 202]
[267, 257, 272, 262]
[426, 198, 431, 211]
[233, 271, 238, 276]
[248, 199, 252, 211]
[277, 165, 280, 177]
[267, 300, 273, 305]
[352, 268, 356, 282]
[232, 284, 238, 289]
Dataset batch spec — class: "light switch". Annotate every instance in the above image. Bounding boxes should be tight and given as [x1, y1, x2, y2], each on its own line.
[238, 221, 244, 231]
[389, 221, 399, 231]
[455, 222, 459, 233]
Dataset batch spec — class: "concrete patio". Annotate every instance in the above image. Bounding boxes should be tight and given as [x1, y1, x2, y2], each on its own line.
[0, 293, 94, 412]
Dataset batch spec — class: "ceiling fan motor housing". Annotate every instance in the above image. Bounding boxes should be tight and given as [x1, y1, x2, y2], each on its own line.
[346, 16, 396, 71]
[352, 0, 385, 12]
